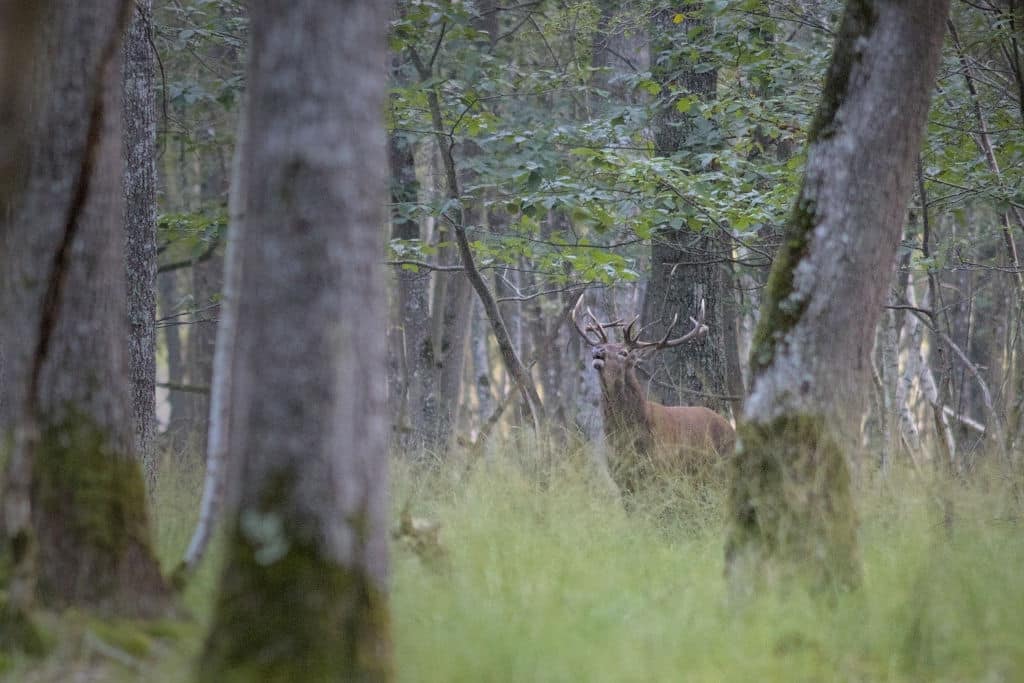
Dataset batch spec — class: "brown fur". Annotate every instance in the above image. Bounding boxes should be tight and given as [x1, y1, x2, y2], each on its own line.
[592, 342, 735, 493]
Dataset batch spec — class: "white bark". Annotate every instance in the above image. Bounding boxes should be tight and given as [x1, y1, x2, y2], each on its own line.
[906, 284, 956, 462]
[895, 296, 922, 456]
[180, 102, 247, 576]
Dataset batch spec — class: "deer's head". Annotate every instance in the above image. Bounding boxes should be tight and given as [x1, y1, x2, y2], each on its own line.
[571, 295, 708, 394]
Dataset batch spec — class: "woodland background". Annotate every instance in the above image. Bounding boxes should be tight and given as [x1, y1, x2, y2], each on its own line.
[158, 0, 1023, 468]
[0, 0, 1023, 681]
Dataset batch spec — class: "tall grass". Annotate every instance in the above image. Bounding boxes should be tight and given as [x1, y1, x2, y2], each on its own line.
[390, 450, 1024, 682]
[6, 441, 1022, 682]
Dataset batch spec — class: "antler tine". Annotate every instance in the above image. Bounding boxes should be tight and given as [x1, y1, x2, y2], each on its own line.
[585, 306, 609, 343]
[570, 293, 608, 345]
[631, 299, 709, 350]
[623, 315, 641, 346]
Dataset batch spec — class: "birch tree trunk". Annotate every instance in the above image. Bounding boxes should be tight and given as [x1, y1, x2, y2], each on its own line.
[199, 1, 393, 679]
[725, 0, 950, 590]
[177, 99, 248, 582]
[123, 0, 158, 485]
[0, 0, 169, 618]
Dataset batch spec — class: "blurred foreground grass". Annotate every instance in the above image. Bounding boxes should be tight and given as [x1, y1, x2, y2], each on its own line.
[3, 443, 1023, 682]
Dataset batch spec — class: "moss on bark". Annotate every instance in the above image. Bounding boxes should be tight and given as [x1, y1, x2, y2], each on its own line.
[31, 411, 169, 616]
[748, 0, 877, 376]
[748, 197, 815, 375]
[0, 602, 48, 656]
[806, 0, 877, 144]
[725, 414, 860, 592]
[198, 516, 392, 683]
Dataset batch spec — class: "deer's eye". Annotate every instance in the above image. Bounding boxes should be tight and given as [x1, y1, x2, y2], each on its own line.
[617, 350, 628, 358]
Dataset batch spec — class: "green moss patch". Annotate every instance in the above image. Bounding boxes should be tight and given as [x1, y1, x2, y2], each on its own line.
[725, 413, 860, 592]
[31, 410, 168, 615]
[198, 506, 392, 683]
[0, 603, 48, 657]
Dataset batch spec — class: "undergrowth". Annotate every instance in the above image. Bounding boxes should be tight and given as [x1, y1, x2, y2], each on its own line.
[2, 440, 1022, 682]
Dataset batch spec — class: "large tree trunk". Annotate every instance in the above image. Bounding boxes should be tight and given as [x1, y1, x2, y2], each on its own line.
[199, 1, 393, 679]
[724, 0, 950, 590]
[641, 4, 732, 417]
[0, 3, 45, 212]
[123, 0, 159, 486]
[0, 0, 168, 618]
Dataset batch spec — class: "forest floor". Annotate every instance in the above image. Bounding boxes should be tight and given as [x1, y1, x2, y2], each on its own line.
[2, 443, 1023, 682]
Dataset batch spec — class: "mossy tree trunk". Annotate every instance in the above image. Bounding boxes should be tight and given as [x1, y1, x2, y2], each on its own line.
[724, 0, 950, 591]
[0, 3, 44, 213]
[198, 1, 394, 680]
[0, 0, 169, 618]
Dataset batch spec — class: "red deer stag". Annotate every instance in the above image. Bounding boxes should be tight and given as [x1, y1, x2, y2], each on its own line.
[572, 295, 735, 493]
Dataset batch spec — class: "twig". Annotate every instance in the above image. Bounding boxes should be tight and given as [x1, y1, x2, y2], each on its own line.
[158, 381, 210, 394]
[384, 259, 464, 272]
[157, 238, 220, 274]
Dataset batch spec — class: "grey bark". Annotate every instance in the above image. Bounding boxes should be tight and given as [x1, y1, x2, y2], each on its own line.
[1, 0, 168, 616]
[727, 0, 951, 589]
[387, 126, 436, 453]
[123, 0, 158, 485]
[199, 0, 393, 677]
[0, 3, 45, 212]
[742, 1, 950, 430]
[433, 268, 473, 451]
[590, 1, 648, 107]
[641, 4, 732, 417]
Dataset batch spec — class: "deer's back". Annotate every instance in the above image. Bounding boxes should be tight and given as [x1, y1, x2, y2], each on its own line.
[647, 403, 736, 465]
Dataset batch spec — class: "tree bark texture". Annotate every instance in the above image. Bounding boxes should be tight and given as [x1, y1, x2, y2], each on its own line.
[386, 127, 431, 451]
[641, 4, 732, 417]
[123, 0, 159, 485]
[725, 0, 951, 590]
[0, 0, 168, 617]
[199, 1, 393, 680]
[0, 3, 45, 213]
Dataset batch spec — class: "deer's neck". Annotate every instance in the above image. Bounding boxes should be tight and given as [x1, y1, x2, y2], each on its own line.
[601, 368, 652, 451]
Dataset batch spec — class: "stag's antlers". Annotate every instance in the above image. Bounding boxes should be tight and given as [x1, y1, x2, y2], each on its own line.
[571, 294, 614, 345]
[571, 294, 708, 350]
[625, 299, 707, 350]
